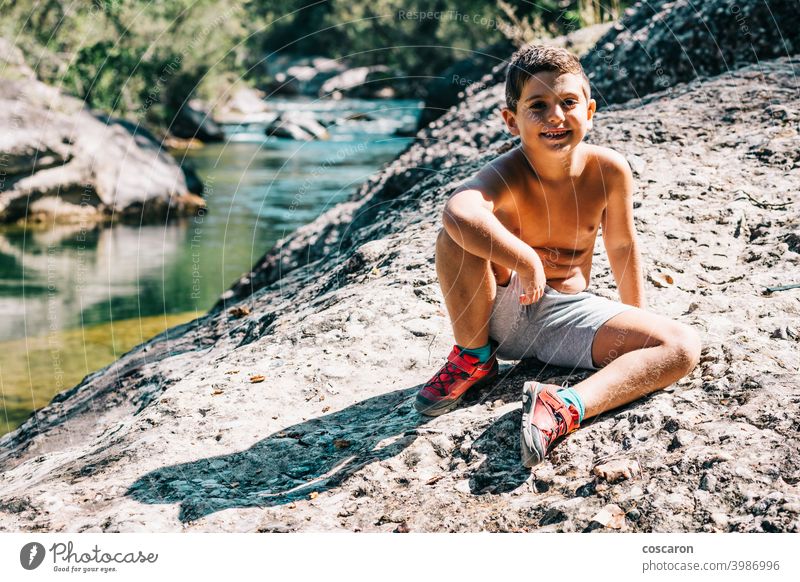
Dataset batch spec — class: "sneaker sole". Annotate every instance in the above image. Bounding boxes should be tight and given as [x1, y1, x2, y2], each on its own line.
[520, 381, 546, 468]
[414, 369, 497, 417]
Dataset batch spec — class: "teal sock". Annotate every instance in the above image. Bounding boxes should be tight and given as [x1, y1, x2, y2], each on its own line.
[458, 343, 492, 363]
[557, 387, 585, 424]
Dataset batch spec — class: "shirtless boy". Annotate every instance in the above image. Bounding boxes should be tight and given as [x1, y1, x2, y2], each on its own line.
[414, 45, 701, 467]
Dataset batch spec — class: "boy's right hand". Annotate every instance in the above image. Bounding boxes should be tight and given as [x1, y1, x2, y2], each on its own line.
[519, 261, 547, 305]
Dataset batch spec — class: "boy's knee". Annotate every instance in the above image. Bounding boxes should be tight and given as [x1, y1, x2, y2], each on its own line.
[665, 323, 701, 375]
[436, 228, 459, 254]
[436, 227, 471, 261]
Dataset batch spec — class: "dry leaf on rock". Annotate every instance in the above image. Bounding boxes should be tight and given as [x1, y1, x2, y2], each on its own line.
[648, 269, 676, 288]
[309, 491, 318, 500]
[229, 306, 251, 318]
[211, 388, 224, 396]
[592, 504, 626, 529]
[249, 375, 265, 383]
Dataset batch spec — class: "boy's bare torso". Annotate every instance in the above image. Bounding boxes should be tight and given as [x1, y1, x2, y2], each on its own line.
[464, 144, 615, 294]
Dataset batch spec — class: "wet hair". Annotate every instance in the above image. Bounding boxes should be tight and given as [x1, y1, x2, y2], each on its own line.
[505, 45, 590, 111]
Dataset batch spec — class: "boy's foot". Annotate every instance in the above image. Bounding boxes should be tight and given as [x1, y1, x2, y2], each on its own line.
[520, 382, 580, 467]
[414, 345, 498, 416]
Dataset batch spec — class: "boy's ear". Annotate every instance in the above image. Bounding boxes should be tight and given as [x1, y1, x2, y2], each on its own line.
[501, 107, 520, 136]
[586, 98, 597, 130]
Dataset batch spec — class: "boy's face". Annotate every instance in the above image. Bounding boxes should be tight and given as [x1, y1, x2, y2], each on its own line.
[502, 70, 596, 155]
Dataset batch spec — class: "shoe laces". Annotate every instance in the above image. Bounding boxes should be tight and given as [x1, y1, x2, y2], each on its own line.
[427, 349, 481, 396]
[427, 361, 468, 396]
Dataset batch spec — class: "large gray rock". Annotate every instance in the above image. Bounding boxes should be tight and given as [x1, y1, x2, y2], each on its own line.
[267, 55, 347, 96]
[266, 111, 329, 141]
[1, 56, 797, 533]
[0, 78, 205, 224]
[319, 65, 405, 99]
[582, 0, 800, 105]
[171, 102, 225, 143]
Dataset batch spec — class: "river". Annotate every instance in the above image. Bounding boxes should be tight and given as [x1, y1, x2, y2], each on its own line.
[0, 97, 421, 435]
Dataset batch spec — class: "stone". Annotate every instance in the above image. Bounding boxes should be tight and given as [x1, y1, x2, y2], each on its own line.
[593, 459, 642, 482]
[0, 79, 204, 224]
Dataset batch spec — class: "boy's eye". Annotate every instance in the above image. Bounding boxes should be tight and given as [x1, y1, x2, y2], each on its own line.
[529, 102, 546, 110]
[563, 99, 578, 108]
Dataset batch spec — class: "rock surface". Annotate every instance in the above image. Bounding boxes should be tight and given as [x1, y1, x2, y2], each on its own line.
[266, 55, 348, 97]
[582, 0, 800, 105]
[0, 77, 204, 224]
[319, 65, 405, 99]
[171, 102, 225, 143]
[1, 11, 799, 532]
[266, 111, 330, 141]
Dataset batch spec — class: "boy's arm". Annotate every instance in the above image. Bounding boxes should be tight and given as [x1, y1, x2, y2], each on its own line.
[442, 185, 547, 304]
[601, 155, 646, 308]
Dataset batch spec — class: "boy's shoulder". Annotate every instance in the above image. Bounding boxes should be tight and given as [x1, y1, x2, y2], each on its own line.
[455, 147, 527, 198]
[584, 144, 632, 182]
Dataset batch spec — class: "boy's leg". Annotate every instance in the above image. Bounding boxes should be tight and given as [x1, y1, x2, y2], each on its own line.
[435, 228, 501, 348]
[576, 308, 701, 418]
[414, 229, 503, 416]
[520, 302, 701, 466]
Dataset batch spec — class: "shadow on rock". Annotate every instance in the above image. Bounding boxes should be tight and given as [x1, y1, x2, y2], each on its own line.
[126, 387, 432, 522]
[468, 409, 530, 495]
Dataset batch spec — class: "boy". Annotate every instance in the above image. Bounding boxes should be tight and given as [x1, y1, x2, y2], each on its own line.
[414, 45, 701, 467]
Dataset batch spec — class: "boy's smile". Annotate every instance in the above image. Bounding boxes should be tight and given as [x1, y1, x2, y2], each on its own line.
[502, 70, 596, 156]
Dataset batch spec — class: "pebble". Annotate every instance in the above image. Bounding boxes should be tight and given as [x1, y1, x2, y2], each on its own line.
[710, 513, 729, 528]
[593, 459, 642, 482]
[454, 480, 471, 494]
[699, 473, 717, 492]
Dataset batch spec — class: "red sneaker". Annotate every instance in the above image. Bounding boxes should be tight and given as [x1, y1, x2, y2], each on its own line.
[414, 345, 498, 416]
[520, 382, 580, 467]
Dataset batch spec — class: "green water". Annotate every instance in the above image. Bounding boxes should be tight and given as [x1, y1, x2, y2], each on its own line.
[0, 98, 420, 435]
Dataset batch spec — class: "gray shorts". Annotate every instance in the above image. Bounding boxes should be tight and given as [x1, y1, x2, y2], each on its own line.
[488, 272, 633, 370]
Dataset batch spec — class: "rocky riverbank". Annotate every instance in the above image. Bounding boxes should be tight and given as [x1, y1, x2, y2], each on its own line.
[0, 7, 798, 532]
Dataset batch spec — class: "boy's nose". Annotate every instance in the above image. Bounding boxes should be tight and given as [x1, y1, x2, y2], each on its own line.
[548, 105, 566, 123]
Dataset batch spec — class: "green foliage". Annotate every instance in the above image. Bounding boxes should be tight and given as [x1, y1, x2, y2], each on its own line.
[2, 0, 630, 129]
[2, 0, 247, 126]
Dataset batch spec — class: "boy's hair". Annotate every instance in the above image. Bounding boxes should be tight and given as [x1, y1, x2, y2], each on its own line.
[505, 45, 590, 111]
